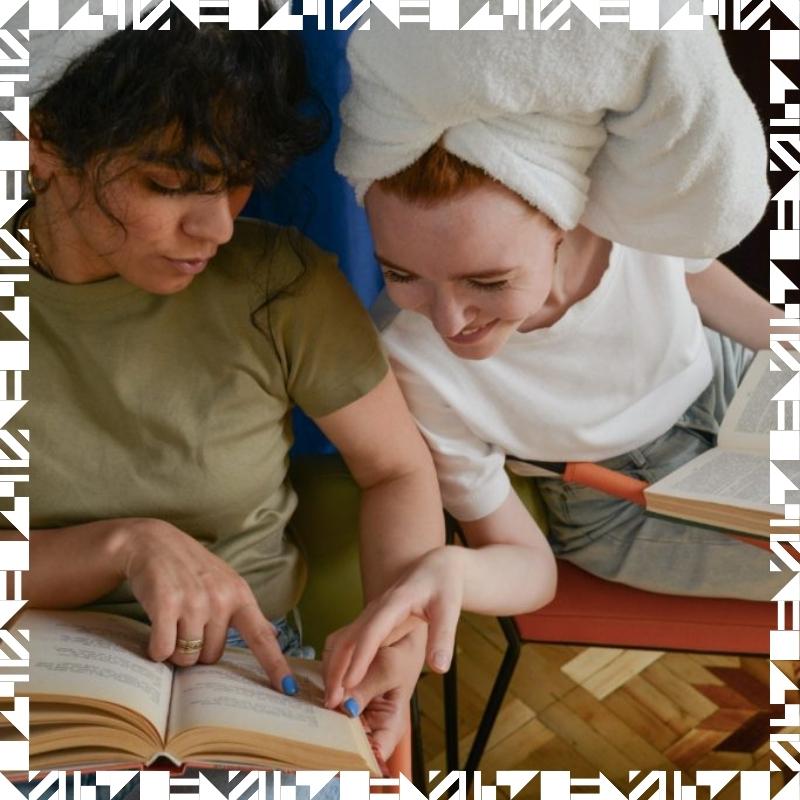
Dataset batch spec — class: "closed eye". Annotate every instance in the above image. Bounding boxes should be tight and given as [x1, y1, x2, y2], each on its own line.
[382, 268, 417, 285]
[146, 179, 187, 196]
[467, 279, 510, 292]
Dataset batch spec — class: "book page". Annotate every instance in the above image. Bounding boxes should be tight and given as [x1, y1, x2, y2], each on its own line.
[16, 610, 173, 741]
[646, 447, 800, 511]
[719, 350, 779, 454]
[166, 648, 364, 755]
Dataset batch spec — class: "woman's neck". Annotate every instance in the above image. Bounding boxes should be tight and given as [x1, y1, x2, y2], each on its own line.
[559, 226, 613, 303]
[519, 226, 612, 332]
[27, 197, 115, 284]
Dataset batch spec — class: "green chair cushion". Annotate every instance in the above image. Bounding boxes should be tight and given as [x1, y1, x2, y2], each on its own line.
[289, 455, 364, 653]
[508, 471, 550, 532]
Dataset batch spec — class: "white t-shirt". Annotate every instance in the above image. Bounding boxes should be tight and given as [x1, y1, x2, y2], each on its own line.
[379, 243, 713, 521]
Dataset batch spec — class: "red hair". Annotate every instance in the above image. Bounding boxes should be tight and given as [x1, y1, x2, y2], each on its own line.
[377, 143, 493, 205]
[378, 143, 558, 234]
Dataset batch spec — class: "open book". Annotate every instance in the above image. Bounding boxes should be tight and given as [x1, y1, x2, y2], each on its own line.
[5, 609, 380, 775]
[644, 350, 797, 538]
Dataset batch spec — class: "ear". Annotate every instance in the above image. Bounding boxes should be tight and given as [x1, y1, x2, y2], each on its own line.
[26, 122, 63, 185]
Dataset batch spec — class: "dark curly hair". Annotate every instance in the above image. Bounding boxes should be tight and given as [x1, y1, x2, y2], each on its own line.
[31, 13, 328, 197]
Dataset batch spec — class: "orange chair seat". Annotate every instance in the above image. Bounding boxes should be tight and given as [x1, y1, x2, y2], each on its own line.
[514, 560, 771, 655]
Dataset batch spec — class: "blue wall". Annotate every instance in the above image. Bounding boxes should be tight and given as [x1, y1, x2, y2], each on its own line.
[245, 25, 383, 453]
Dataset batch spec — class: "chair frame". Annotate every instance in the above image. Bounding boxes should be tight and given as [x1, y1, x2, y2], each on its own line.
[439, 521, 771, 779]
[444, 614, 520, 775]
[443, 612, 770, 778]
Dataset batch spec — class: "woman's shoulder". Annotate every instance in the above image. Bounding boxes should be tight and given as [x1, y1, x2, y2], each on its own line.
[215, 218, 342, 298]
[609, 241, 712, 272]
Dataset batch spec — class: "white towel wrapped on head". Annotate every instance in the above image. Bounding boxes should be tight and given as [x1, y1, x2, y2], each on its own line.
[336, 16, 768, 259]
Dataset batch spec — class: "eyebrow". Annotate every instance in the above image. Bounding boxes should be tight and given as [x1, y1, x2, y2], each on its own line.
[375, 254, 517, 280]
[139, 156, 226, 177]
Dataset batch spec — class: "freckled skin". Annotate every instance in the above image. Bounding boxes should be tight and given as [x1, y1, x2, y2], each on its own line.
[366, 181, 563, 360]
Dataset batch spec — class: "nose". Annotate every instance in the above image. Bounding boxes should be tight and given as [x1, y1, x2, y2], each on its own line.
[429, 287, 470, 339]
[182, 193, 236, 246]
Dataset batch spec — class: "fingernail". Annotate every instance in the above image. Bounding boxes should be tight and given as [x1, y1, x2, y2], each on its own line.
[432, 650, 451, 672]
[343, 697, 360, 718]
[281, 675, 298, 696]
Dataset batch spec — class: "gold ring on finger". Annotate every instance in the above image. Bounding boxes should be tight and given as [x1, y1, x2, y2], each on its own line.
[175, 638, 204, 654]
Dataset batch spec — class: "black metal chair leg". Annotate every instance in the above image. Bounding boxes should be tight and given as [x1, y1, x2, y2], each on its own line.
[464, 617, 522, 778]
[441, 515, 463, 776]
[443, 646, 460, 774]
[410, 691, 427, 792]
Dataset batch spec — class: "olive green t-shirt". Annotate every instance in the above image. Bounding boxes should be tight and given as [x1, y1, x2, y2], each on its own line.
[19, 218, 388, 622]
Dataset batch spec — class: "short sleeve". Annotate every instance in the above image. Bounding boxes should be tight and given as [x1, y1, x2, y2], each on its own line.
[390, 358, 511, 521]
[684, 257, 715, 274]
[264, 230, 388, 418]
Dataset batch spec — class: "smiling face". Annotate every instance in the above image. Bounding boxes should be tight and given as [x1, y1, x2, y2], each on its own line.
[366, 180, 563, 360]
[30, 136, 253, 294]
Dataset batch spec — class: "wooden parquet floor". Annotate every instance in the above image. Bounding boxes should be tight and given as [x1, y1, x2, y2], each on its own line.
[416, 612, 799, 797]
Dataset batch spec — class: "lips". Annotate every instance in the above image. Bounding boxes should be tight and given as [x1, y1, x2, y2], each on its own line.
[166, 256, 213, 276]
[447, 319, 498, 345]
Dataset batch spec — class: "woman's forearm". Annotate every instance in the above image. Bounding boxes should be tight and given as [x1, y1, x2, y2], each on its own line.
[25, 520, 129, 608]
[685, 260, 780, 351]
[358, 468, 444, 600]
[313, 371, 445, 602]
[447, 543, 557, 616]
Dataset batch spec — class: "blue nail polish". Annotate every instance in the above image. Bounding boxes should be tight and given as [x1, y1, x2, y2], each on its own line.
[343, 697, 360, 718]
[281, 675, 298, 696]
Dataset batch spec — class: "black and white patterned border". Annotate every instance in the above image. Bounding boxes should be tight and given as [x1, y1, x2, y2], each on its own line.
[0, 1, 797, 796]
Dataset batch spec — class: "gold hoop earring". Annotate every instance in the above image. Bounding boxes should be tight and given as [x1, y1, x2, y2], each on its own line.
[26, 171, 51, 196]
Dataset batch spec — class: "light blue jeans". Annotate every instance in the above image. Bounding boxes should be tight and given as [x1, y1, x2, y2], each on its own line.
[534, 331, 781, 601]
[16, 618, 341, 800]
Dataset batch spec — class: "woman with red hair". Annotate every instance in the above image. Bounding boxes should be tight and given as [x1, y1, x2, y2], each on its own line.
[324, 13, 781, 700]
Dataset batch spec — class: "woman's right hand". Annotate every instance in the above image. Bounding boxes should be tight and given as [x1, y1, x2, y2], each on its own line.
[114, 518, 296, 691]
[28, 517, 297, 694]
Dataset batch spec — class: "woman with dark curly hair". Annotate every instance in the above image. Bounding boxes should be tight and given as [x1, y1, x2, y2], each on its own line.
[11, 5, 442, 769]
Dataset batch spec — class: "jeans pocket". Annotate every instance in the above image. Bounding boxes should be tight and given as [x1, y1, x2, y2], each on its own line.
[536, 474, 637, 555]
[638, 424, 714, 483]
[672, 379, 721, 445]
[676, 423, 716, 448]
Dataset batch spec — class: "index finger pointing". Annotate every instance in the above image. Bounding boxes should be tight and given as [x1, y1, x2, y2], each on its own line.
[323, 632, 356, 709]
[233, 605, 298, 696]
[342, 600, 416, 691]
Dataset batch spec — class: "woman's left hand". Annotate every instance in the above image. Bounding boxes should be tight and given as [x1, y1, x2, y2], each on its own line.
[324, 622, 427, 761]
[322, 547, 464, 714]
